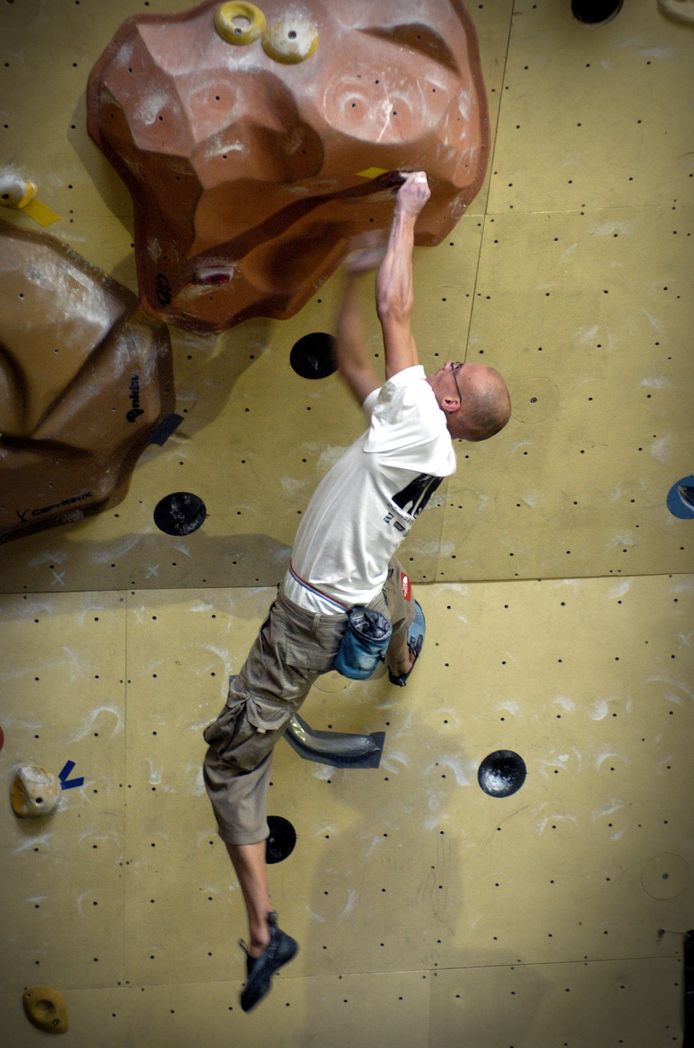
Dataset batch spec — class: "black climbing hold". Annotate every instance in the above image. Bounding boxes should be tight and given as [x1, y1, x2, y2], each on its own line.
[266, 816, 297, 865]
[153, 492, 207, 536]
[571, 0, 623, 24]
[290, 332, 337, 380]
[478, 750, 527, 798]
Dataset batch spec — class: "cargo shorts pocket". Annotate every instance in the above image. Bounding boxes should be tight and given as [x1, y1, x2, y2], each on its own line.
[203, 702, 239, 746]
[204, 695, 294, 773]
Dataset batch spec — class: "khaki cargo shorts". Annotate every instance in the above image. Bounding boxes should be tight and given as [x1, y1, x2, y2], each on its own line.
[202, 560, 413, 845]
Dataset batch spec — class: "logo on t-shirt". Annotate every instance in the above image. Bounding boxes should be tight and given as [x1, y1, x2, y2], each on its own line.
[392, 474, 443, 519]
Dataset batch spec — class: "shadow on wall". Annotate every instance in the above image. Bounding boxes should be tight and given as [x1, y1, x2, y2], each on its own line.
[27, 528, 294, 591]
[68, 91, 135, 254]
[166, 315, 276, 441]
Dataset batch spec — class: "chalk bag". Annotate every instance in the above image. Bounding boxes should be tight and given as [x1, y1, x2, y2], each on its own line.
[334, 605, 392, 680]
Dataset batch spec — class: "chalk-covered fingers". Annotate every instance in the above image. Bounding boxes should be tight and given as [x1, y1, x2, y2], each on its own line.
[395, 171, 431, 217]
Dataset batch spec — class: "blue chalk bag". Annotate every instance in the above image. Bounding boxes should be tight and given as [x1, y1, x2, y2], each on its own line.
[334, 605, 392, 680]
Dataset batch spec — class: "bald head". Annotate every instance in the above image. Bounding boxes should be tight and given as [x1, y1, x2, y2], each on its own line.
[456, 363, 511, 441]
[427, 362, 511, 441]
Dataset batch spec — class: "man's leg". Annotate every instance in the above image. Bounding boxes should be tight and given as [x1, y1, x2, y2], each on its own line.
[203, 727, 277, 941]
[204, 718, 300, 1012]
[226, 841, 272, 956]
[203, 592, 343, 1007]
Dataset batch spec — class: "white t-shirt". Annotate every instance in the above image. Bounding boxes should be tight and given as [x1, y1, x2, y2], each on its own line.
[283, 366, 457, 613]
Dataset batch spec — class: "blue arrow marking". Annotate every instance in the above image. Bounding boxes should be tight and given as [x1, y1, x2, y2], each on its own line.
[59, 760, 85, 790]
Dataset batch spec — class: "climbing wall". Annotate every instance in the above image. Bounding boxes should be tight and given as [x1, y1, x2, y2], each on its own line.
[1, 1, 693, 1046]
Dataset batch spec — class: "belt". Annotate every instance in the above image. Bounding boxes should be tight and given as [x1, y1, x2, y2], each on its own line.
[288, 560, 351, 612]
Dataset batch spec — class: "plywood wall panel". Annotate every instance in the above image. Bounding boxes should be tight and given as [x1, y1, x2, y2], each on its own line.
[489, 0, 694, 213]
[429, 957, 683, 1048]
[0, 592, 127, 991]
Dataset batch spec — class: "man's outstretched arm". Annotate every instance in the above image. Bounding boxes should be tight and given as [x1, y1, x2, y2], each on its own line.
[334, 172, 431, 404]
[376, 171, 431, 379]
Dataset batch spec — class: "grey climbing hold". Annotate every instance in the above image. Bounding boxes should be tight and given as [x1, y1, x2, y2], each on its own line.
[285, 713, 385, 769]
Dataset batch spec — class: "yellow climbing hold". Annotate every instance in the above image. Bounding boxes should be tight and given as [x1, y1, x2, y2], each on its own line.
[214, 2, 266, 45]
[0, 173, 36, 209]
[0, 173, 59, 226]
[23, 987, 69, 1034]
[262, 18, 318, 64]
[17, 181, 37, 208]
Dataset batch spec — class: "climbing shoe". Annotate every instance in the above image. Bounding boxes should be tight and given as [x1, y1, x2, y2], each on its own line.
[240, 911, 298, 1013]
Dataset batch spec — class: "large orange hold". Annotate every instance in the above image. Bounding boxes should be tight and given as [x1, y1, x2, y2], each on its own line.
[88, 0, 489, 333]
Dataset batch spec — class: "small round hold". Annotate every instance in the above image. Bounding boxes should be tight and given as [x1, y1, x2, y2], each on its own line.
[478, 750, 527, 798]
[214, 2, 266, 45]
[23, 986, 69, 1034]
[11, 764, 60, 818]
[262, 19, 319, 64]
[153, 492, 207, 536]
[266, 815, 297, 864]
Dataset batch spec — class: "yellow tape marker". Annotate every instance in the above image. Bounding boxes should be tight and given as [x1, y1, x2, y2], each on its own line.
[357, 167, 389, 180]
[22, 198, 61, 226]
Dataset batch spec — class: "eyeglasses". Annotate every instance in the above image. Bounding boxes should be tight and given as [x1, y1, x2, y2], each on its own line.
[450, 361, 464, 402]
